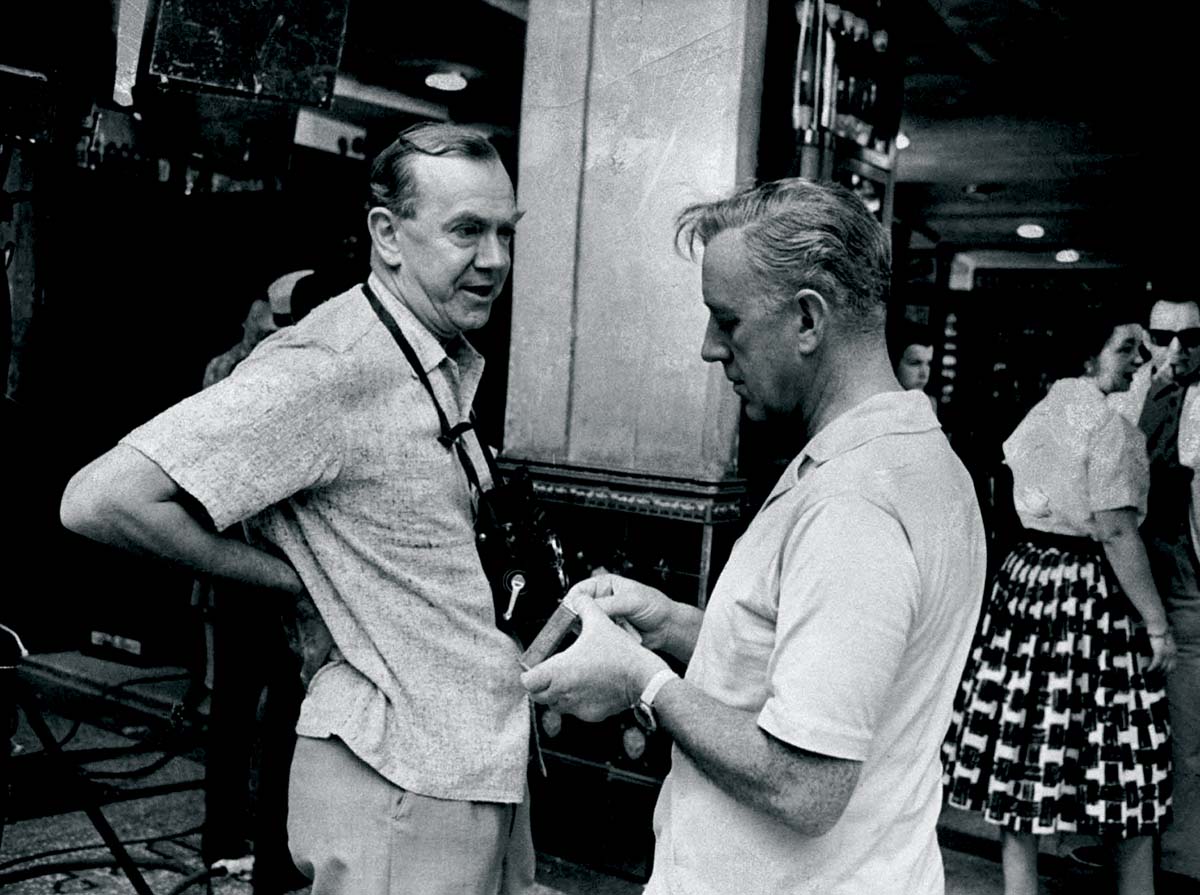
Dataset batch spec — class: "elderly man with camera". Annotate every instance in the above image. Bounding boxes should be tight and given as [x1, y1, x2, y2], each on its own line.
[60, 122, 536, 895]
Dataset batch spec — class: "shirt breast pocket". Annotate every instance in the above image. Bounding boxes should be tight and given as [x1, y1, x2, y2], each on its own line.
[369, 441, 475, 548]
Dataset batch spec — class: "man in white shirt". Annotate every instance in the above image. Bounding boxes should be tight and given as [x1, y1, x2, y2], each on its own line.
[521, 179, 988, 894]
[1111, 296, 1200, 884]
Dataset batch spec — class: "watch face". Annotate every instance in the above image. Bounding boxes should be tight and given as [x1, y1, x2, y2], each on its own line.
[632, 702, 657, 734]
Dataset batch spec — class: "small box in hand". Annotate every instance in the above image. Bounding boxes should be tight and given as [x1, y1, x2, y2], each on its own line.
[518, 592, 641, 670]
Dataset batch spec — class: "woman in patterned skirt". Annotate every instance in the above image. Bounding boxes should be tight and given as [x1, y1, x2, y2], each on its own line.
[943, 307, 1179, 895]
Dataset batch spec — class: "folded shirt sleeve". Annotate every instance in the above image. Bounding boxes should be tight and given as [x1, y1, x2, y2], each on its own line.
[122, 340, 345, 531]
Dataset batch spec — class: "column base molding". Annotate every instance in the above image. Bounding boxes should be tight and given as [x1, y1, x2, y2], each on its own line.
[498, 459, 746, 524]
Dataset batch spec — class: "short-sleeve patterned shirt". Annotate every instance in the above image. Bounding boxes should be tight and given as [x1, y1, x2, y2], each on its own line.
[122, 273, 530, 803]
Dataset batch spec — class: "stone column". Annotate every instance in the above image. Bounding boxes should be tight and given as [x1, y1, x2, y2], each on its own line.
[506, 0, 767, 482]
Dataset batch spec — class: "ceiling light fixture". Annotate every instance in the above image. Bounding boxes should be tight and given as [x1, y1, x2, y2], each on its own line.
[963, 182, 1003, 200]
[1055, 249, 1080, 264]
[425, 71, 468, 92]
[1016, 223, 1045, 239]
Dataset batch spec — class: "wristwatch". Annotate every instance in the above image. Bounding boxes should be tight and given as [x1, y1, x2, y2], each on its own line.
[632, 668, 679, 734]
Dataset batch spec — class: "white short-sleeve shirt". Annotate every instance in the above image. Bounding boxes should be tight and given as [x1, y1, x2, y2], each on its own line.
[646, 391, 987, 895]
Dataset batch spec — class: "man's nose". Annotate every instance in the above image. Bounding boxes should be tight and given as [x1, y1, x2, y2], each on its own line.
[700, 320, 728, 363]
[475, 232, 509, 269]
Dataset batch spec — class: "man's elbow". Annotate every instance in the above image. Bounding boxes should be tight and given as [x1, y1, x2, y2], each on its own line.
[776, 798, 848, 837]
[60, 463, 119, 539]
[769, 757, 858, 836]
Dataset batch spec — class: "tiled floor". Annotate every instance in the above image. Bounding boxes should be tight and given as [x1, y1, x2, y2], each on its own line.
[0, 653, 1171, 894]
[1, 668, 641, 895]
[0, 706, 1060, 895]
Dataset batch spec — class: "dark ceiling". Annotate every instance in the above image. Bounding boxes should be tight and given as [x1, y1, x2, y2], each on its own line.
[337, 0, 526, 129]
[330, 0, 1173, 267]
[894, 0, 1173, 263]
[8, 0, 1166, 267]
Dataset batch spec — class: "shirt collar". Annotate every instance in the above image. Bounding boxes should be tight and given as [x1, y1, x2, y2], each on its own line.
[366, 272, 482, 376]
[765, 390, 941, 503]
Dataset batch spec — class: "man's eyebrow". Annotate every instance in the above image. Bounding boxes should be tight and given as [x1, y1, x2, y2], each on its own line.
[446, 210, 526, 229]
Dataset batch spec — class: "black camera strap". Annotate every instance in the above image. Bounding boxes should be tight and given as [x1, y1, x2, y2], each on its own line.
[361, 281, 502, 498]
[363, 282, 556, 766]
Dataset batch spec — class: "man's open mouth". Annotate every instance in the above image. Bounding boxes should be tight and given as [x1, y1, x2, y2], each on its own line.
[461, 284, 493, 297]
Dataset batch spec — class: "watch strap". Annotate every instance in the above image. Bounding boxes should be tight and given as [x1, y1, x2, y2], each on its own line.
[633, 668, 679, 733]
[640, 668, 679, 708]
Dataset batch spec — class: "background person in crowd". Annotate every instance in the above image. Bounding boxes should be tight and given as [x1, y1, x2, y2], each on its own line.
[889, 322, 938, 412]
[199, 268, 343, 894]
[58, 122, 535, 895]
[1110, 294, 1200, 886]
[521, 178, 988, 895]
[201, 270, 312, 388]
[891, 322, 934, 391]
[943, 304, 1176, 895]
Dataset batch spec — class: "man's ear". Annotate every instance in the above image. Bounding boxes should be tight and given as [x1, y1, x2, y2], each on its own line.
[793, 288, 831, 354]
[367, 206, 405, 266]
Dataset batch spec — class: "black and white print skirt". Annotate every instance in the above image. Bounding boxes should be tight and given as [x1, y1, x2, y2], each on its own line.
[942, 532, 1172, 838]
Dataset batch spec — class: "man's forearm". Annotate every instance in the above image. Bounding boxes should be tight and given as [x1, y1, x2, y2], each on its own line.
[662, 602, 705, 662]
[62, 446, 304, 594]
[653, 678, 859, 836]
[77, 493, 301, 593]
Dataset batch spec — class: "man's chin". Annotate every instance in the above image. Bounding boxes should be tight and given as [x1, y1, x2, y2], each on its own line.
[744, 403, 793, 425]
[455, 309, 493, 333]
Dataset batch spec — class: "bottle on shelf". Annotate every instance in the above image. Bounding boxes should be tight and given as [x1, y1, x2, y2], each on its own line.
[865, 0, 896, 153]
[819, 1, 840, 133]
[821, 0, 882, 148]
[792, 0, 818, 133]
[789, 0, 896, 179]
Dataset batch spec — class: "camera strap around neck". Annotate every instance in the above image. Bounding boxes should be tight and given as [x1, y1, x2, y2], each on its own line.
[361, 281, 503, 497]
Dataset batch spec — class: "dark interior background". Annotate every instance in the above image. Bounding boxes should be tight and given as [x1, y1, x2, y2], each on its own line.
[2, 0, 1185, 652]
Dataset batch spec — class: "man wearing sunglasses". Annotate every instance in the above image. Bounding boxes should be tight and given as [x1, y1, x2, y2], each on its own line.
[1112, 295, 1200, 886]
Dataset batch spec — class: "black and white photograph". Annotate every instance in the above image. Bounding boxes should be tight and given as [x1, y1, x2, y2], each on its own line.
[1, 2, 1193, 893]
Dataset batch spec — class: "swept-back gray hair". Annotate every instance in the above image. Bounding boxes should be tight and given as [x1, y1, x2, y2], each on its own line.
[675, 178, 891, 333]
[369, 122, 501, 219]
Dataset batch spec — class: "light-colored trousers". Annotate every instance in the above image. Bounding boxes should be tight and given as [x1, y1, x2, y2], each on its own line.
[287, 735, 537, 894]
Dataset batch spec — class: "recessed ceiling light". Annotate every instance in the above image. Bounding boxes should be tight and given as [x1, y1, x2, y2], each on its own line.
[425, 71, 468, 92]
[1016, 223, 1045, 239]
[963, 182, 1003, 199]
[894, 132, 910, 150]
[1055, 248, 1080, 264]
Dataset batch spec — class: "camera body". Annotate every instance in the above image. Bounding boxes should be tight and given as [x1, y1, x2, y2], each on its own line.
[474, 471, 569, 646]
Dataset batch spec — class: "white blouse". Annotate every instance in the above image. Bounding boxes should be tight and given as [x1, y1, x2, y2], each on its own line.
[1004, 377, 1149, 538]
